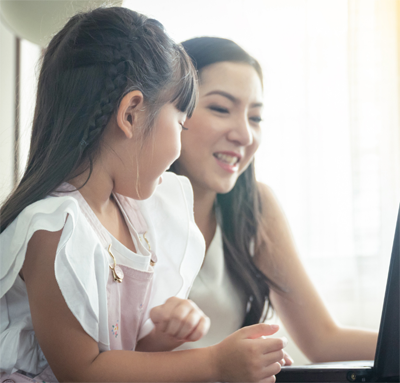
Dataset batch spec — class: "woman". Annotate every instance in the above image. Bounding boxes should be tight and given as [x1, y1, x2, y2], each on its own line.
[171, 37, 378, 363]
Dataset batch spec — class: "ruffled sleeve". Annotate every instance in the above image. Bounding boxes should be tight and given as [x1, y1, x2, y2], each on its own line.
[136, 172, 206, 340]
[0, 196, 110, 374]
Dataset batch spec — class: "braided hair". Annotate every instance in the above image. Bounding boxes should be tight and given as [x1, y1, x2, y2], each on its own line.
[0, 7, 197, 233]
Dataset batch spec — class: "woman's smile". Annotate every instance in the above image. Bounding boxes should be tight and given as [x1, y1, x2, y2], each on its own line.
[213, 151, 242, 173]
[176, 61, 263, 195]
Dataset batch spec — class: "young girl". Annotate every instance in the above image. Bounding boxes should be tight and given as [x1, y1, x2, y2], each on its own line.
[0, 8, 286, 383]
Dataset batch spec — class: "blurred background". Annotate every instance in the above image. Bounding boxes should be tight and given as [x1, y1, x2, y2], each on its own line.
[1, 0, 399, 365]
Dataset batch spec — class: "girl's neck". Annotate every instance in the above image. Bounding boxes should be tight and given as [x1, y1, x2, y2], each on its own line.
[192, 185, 217, 252]
[69, 165, 136, 253]
[69, 165, 115, 217]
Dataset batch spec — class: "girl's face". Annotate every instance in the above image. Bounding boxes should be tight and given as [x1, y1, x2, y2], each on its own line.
[113, 102, 186, 200]
[175, 62, 263, 195]
[139, 103, 187, 198]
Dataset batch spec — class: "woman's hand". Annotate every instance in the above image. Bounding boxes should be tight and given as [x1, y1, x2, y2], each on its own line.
[136, 297, 210, 352]
[210, 323, 287, 382]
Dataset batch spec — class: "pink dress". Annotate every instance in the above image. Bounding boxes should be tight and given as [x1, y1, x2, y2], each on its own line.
[55, 183, 158, 351]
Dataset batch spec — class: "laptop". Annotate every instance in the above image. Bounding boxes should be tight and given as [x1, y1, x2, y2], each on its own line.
[276, 207, 400, 383]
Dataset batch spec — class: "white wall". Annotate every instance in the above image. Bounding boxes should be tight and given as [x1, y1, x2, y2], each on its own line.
[18, 40, 40, 176]
[0, 18, 15, 204]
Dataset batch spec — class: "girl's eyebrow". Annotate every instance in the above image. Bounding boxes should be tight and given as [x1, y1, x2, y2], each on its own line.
[204, 90, 263, 108]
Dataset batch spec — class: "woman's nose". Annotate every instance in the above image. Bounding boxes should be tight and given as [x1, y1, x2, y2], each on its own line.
[227, 117, 253, 146]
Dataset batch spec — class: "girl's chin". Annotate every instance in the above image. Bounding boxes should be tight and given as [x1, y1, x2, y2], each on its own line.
[132, 181, 161, 201]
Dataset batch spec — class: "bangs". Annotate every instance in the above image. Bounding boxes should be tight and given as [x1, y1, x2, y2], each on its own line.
[169, 45, 198, 118]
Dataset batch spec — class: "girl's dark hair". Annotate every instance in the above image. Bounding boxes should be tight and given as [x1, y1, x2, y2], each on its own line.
[175, 37, 283, 326]
[0, 7, 197, 233]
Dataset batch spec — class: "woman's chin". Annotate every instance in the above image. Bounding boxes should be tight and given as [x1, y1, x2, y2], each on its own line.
[211, 178, 238, 195]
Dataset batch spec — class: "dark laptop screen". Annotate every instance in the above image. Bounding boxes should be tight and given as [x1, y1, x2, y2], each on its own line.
[373, 207, 400, 381]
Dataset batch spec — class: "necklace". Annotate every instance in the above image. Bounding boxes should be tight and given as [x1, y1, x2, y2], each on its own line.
[108, 244, 124, 283]
[108, 232, 155, 283]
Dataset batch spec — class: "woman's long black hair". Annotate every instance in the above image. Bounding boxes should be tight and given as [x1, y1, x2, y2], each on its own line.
[174, 37, 284, 326]
[0, 7, 197, 233]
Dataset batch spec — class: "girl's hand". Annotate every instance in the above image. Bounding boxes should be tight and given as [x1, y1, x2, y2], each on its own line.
[210, 323, 287, 382]
[151, 297, 210, 342]
[136, 297, 210, 352]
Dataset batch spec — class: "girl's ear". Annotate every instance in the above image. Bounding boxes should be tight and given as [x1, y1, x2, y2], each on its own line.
[116, 90, 144, 139]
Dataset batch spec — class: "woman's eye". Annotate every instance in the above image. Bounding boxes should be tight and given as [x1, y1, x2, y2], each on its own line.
[250, 116, 262, 123]
[180, 123, 188, 131]
[209, 105, 229, 114]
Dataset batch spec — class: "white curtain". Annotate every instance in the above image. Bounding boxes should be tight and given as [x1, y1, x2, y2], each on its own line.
[249, 0, 400, 363]
[5, 0, 399, 364]
[255, 0, 399, 328]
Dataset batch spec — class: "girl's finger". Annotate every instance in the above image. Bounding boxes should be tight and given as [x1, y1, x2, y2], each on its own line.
[258, 337, 288, 354]
[184, 315, 210, 342]
[258, 376, 277, 383]
[164, 302, 193, 336]
[173, 309, 200, 339]
[263, 349, 285, 366]
[150, 309, 169, 333]
[239, 323, 280, 339]
[150, 301, 179, 332]
[262, 362, 282, 379]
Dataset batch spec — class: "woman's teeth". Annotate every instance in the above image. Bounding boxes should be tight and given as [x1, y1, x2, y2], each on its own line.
[214, 153, 239, 165]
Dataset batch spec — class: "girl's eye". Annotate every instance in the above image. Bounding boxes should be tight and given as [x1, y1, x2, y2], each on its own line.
[209, 105, 229, 114]
[180, 123, 188, 131]
[250, 116, 263, 123]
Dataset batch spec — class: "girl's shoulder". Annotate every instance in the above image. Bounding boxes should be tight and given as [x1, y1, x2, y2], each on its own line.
[0, 194, 93, 256]
[135, 172, 196, 229]
[149, 172, 194, 207]
[134, 172, 205, 339]
[0, 194, 83, 255]
[136, 172, 197, 243]
[0, 194, 109, 336]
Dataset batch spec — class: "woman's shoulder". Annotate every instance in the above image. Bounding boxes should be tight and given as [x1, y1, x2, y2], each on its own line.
[254, 181, 299, 278]
[257, 181, 278, 203]
[256, 181, 286, 222]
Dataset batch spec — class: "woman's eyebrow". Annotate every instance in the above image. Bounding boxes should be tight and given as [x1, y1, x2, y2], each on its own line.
[204, 90, 263, 108]
[205, 90, 237, 102]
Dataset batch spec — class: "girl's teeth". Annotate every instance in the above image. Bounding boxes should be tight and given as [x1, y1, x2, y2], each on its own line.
[216, 153, 238, 165]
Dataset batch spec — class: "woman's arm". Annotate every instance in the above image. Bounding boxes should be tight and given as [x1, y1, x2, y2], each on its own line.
[22, 229, 285, 382]
[254, 183, 378, 363]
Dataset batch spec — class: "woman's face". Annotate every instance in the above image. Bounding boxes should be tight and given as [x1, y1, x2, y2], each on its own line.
[176, 62, 263, 195]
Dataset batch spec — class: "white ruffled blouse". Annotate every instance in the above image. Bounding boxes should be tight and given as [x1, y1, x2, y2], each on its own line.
[0, 172, 205, 375]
